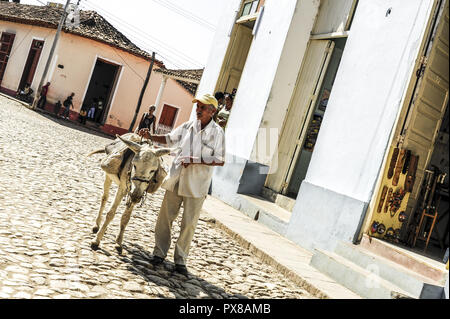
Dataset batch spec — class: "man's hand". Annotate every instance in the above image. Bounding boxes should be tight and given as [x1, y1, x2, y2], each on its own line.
[138, 128, 151, 139]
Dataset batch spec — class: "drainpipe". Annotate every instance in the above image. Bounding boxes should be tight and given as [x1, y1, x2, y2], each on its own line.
[154, 75, 168, 111]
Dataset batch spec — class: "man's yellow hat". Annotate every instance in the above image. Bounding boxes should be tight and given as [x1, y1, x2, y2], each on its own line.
[192, 94, 218, 109]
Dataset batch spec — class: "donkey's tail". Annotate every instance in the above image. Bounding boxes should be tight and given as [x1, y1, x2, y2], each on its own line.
[87, 149, 106, 157]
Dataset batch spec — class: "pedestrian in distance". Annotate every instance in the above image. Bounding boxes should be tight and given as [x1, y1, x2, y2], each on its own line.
[95, 98, 104, 124]
[37, 82, 50, 109]
[16, 83, 34, 103]
[62, 93, 75, 120]
[87, 98, 97, 121]
[79, 106, 88, 125]
[136, 105, 157, 134]
[217, 93, 233, 129]
[214, 91, 225, 106]
[138, 93, 225, 276]
[213, 91, 225, 122]
[53, 100, 62, 117]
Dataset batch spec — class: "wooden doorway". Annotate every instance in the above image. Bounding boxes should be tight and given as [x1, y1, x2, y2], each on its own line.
[156, 104, 178, 134]
[0, 32, 16, 87]
[19, 39, 44, 91]
[82, 58, 121, 125]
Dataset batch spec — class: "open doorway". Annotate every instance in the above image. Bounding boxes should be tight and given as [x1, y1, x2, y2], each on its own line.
[18, 39, 44, 91]
[82, 58, 121, 125]
[284, 38, 347, 198]
[264, 37, 347, 199]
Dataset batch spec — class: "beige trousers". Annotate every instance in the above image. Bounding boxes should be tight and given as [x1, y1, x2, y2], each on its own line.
[153, 183, 206, 265]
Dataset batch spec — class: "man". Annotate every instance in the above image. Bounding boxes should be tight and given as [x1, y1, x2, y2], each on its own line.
[213, 91, 225, 122]
[37, 82, 50, 109]
[87, 98, 98, 121]
[217, 93, 233, 129]
[138, 93, 225, 275]
[137, 105, 157, 134]
[62, 92, 75, 120]
[95, 98, 104, 123]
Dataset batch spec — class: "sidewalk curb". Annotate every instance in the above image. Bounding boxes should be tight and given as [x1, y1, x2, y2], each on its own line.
[0, 92, 33, 108]
[0, 93, 114, 140]
[202, 211, 329, 299]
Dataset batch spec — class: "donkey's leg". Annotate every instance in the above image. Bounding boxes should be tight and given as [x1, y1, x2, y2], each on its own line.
[91, 187, 126, 250]
[115, 201, 136, 254]
[93, 175, 112, 234]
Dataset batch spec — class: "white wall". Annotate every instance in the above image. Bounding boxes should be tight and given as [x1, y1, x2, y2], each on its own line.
[312, 0, 355, 34]
[304, 0, 435, 203]
[222, 0, 306, 161]
[194, 0, 241, 102]
[249, 0, 320, 165]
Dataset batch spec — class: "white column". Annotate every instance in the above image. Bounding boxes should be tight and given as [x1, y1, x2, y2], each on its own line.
[155, 75, 168, 111]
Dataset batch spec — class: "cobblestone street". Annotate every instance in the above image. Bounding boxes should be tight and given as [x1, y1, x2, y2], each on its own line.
[0, 96, 313, 299]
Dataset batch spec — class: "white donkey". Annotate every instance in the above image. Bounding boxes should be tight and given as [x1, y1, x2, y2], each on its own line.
[88, 133, 171, 253]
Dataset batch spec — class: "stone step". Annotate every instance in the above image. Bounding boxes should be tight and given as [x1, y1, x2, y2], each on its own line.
[360, 234, 448, 284]
[334, 241, 444, 298]
[310, 248, 415, 299]
[237, 194, 290, 236]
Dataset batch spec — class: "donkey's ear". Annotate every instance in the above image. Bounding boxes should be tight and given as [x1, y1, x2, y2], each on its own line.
[154, 148, 172, 157]
[117, 134, 142, 154]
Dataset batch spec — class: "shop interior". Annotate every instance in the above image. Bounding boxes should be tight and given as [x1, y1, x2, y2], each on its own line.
[366, 1, 449, 263]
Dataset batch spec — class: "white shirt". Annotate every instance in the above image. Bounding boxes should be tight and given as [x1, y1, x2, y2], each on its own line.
[162, 119, 225, 198]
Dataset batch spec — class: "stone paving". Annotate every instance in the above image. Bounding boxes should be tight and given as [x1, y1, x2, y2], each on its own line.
[0, 96, 314, 299]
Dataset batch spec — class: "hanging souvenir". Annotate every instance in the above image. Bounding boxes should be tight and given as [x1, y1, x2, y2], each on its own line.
[377, 186, 388, 213]
[371, 221, 379, 234]
[405, 155, 419, 192]
[398, 211, 407, 223]
[388, 148, 399, 179]
[389, 188, 406, 217]
[384, 188, 393, 213]
[393, 149, 406, 186]
[377, 223, 386, 235]
[402, 150, 411, 174]
[385, 227, 395, 240]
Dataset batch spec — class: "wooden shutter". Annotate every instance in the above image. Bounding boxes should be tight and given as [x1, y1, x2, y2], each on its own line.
[402, 0, 449, 212]
[0, 32, 16, 86]
[157, 104, 179, 133]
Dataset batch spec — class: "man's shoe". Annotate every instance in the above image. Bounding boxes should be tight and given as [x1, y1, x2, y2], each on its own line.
[174, 264, 189, 276]
[150, 256, 164, 266]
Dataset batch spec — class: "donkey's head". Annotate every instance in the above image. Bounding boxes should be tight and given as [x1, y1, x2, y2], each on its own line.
[117, 135, 171, 202]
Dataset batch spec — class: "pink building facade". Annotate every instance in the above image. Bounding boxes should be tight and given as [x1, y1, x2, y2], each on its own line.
[0, 2, 200, 136]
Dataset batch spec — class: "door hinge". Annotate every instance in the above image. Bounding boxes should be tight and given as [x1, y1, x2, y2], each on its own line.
[416, 56, 428, 78]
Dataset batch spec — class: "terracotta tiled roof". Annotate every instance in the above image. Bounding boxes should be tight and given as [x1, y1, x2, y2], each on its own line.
[155, 68, 203, 96]
[0, 2, 164, 66]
